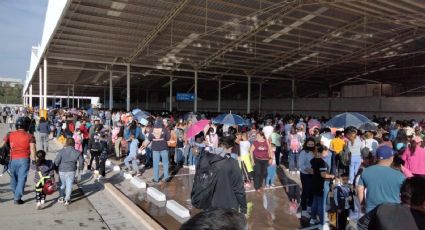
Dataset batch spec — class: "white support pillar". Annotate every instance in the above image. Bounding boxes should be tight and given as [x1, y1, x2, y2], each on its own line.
[194, 71, 198, 112]
[291, 79, 295, 114]
[247, 75, 251, 114]
[60, 98, 62, 108]
[109, 70, 113, 110]
[43, 58, 47, 110]
[217, 79, 221, 113]
[72, 85, 75, 108]
[77, 98, 80, 108]
[258, 82, 262, 113]
[39, 67, 42, 108]
[126, 63, 130, 111]
[67, 88, 70, 107]
[169, 74, 173, 112]
[29, 84, 33, 108]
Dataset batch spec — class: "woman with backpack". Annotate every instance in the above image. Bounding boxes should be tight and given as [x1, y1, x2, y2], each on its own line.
[287, 127, 302, 174]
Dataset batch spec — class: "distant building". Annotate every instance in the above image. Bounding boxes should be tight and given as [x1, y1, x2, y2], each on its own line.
[0, 77, 23, 87]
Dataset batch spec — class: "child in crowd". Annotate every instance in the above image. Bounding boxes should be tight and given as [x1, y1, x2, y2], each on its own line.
[124, 134, 140, 175]
[333, 173, 354, 230]
[265, 144, 277, 188]
[31, 150, 54, 209]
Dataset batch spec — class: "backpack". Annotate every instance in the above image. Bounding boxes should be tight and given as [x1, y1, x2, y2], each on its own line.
[91, 141, 103, 155]
[340, 143, 351, 166]
[289, 135, 300, 152]
[176, 128, 184, 148]
[0, 144, 10, 166]
[191, 151, 226, 209]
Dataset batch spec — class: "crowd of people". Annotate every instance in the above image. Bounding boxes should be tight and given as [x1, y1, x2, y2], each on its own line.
[1, 106, 425, 230]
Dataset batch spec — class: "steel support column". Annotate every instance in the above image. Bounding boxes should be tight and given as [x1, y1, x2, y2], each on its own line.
[29, 84, 33, 107]
[169, 74, 173, 112]
[43, 58, 47, 110]
[126, 64, 130, 111]
[291, 79, 296, 114]
[194, 71, 198, 112]
[247, 76, 251, 114]
[72, 85, 75, 108]
[218, 79, 221, 113]
[258, 83, 262, 113]
[109, 71, 113, 110]
[39, 67, 42, 108]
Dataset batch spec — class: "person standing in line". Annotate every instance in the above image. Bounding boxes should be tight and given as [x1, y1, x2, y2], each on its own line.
[38, 117, 50, 153]
[250, 131, 272, 193]
[1, 117, 36, 204]
[270, 126, 282, 165]
[54, 138, 84, 205]
[346, 128, 364, 183]
[298, 137, 316, 218]
[146, 118, 171, 183]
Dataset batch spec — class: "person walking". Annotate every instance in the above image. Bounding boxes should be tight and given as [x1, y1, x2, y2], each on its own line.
[54, 138, 84, 205]
[2, 117, 36, 204]
[37, 117, 50, 153]
[31, 150, 54, 209]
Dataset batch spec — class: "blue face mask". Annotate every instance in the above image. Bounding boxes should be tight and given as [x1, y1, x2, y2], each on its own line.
[396, 143, 405, 150]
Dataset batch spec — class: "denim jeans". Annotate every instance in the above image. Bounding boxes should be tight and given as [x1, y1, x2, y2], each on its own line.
[289, 151, 300, 171]
[323, 180, 330, 224]
[153, 149, 169, 181]
[188, 148, 199, 166]
[175, 147, 184, 165]
[311, 195, 324, 225]
[9, 158, 30, 201]
[124, 154, 139, 172]
[349, 155, 362, 183]
[59, 171, 75, 202]
[183, 145, 190, 165]
[40, 132, 49, 152]
[266, 165, 276, 185]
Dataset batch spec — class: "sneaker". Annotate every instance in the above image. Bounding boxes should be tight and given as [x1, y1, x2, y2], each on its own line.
[309, 218, 320, 225]
[265, 184, 270, 188]
[301, 210, 311, 219]
[271, 184, 276, 187]
[164, 177, 172, 183]
[151, 179, 159, 183]
[296, 171, 300, 175]
[40, 200, 45, 205]
[58, 197, 64, 204]
[14, 199, 24, 205]
[64, 200, 70, 206]
[36, 202, 42, 210]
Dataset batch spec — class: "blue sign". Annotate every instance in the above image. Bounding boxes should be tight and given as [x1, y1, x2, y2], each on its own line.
[176, 93, 194, 101]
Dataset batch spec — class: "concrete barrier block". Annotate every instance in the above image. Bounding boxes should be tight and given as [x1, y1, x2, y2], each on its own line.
[113, 165, 120, 171]
[147, 187, 166, 202]
[123, 172, 133, 180]
[130, 177, 146, 189]
[105, 160, 112, 167]
[166, 200, 190, 219]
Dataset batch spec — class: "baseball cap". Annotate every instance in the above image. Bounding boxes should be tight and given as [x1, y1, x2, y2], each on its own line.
[376, 145, 395, 160]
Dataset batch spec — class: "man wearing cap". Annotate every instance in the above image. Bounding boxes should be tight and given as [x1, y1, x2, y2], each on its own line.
[357, 145, 405, 213]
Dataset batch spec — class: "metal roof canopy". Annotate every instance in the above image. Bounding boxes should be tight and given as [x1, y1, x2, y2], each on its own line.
[25, 0, 425, 100]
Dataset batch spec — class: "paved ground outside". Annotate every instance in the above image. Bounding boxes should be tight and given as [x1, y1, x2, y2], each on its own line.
[0, 124, 137, 230]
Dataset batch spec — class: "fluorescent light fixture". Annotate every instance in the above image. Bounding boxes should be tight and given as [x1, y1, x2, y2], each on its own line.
[111, 2, 126, 10]
[107, 10, 121, 17]
[263, 7, 327, 43]
[403, 39, 414, 44]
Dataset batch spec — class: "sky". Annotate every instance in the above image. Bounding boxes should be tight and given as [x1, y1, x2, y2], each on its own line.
[0, 0, 48, 80]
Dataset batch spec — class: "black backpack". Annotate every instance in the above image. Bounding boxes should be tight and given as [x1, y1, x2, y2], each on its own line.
[0, 144, 10, 166]
[90, 141, 103, 155]
[191, 151, 226, 210]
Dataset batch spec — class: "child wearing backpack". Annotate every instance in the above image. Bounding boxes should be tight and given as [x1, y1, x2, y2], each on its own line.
[287, 128, 301, 174]
[333, 173, 354, 230]
[31, 150, 54, 209]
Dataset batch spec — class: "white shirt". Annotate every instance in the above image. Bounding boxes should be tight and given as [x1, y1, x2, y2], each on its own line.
[320, 132, 334, 149]
[263, 125, 274, 140]
[239, 141, 251, 156]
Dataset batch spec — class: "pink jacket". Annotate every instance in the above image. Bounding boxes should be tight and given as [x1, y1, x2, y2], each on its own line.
[402, 146, 425, 175]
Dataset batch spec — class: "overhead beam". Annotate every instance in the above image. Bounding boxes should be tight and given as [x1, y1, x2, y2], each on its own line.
[126, 0, 191, 63]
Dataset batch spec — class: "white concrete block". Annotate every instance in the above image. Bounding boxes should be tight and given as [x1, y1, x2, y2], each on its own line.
[147, 187, 166, 202]
[105, 160, 112, 167]
[130, 177, 146, 189]
[166, 200, 190, 219]
[123, 172, 133, 180]
[113, 165, 120, 171]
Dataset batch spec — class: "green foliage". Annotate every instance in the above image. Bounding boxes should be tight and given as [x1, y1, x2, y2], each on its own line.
[0, 82, 23, 104]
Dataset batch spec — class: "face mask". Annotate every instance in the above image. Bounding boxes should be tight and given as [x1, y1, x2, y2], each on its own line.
[306, 146, 315, 151]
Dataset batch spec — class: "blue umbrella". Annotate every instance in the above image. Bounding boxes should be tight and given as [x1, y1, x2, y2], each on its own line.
[132, 109, 150, 121]
[325, 112, 371, 129]
[213, 113, 246, 126]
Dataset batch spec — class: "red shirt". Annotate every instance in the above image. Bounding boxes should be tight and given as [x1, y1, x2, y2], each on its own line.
[253, 140, 269, 160]
[4, 130, 36, 160]
[79, 124, 89, 139]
